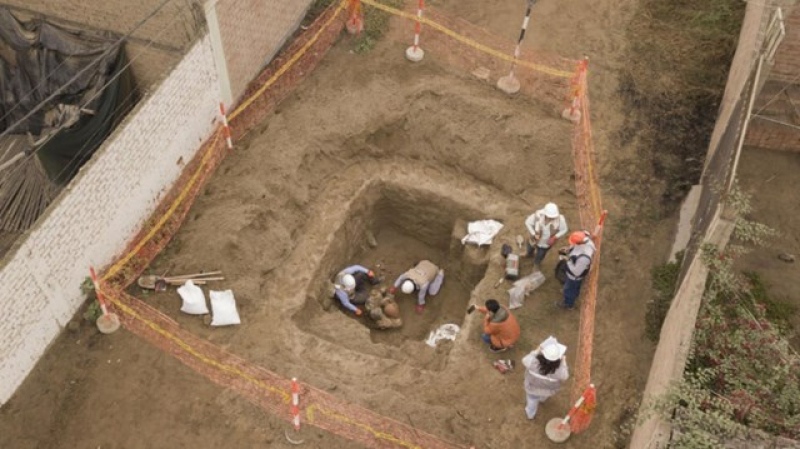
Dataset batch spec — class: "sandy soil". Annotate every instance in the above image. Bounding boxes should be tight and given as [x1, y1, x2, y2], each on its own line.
[735, 147, 800, 348]
[0, 0, 681, 448]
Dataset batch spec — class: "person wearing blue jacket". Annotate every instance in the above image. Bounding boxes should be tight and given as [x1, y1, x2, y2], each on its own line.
[333, 264, 380, 316]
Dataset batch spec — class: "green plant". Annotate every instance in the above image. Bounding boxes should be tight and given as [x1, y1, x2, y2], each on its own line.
[648, 184, 800, 445]
[646, 251, 684, 341]
[80, 276, 101, 323]
[351, 0, 403, 54]
[83, 299, 102, 323]
[743, 271, 797, 335]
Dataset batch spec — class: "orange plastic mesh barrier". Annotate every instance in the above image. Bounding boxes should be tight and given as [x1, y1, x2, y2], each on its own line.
[95, 0, 606, 444]
[567, 58, 606, 434]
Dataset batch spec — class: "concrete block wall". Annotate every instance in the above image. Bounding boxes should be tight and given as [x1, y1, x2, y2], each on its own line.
[0, 34, 219, 406]
[0, 0, 204, 88]
[213, 0, 313, 102]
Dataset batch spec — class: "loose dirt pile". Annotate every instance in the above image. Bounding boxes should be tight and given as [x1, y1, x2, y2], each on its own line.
[0, 1, 681, 448]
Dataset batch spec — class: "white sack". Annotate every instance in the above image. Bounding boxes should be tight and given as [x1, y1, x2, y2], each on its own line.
[461, 220, 504, 246]
[210, 289, 241, 326]
[425, 323, 460, 347]
[508, 271, 546, 310]
[177, 280, 209, 315]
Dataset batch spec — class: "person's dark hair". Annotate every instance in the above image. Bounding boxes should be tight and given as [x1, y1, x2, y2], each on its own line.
[485, 299, 500, 313]
[536, 353, 562, 375]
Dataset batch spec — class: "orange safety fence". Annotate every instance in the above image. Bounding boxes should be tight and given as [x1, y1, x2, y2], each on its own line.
[567, 56, 606, 435]
[92, 0, 606, 445]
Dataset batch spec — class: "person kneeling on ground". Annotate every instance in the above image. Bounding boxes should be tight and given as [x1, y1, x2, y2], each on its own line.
[389, 260, 444, 314]
[469, 299, 520, 353]
[522, 336, 569, 420]
[332, 264, 380, 316]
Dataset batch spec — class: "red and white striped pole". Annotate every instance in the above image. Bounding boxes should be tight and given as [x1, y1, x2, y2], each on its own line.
[89, 267, 120, 334]
[544, 383, 596, 443]
[405, 0, 425, 62]
[291, 377, 301, 431]
[498, 0, 537, 94]
[561, 57, 588, 122]
[284, 377, 305, 444]
[219, 102, 233, 150]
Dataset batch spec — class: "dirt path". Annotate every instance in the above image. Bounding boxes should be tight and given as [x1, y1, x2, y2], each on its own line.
[0, 1, 678, 448]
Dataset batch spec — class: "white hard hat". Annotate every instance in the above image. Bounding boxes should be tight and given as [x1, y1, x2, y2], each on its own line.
[541, 337, 567, 362]
[342, 274, 356, 291]
[543, 202, 560, 219]
[401, 280, 415, 294]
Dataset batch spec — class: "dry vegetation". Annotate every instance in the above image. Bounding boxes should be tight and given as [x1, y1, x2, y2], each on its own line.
[617, 0, 745, 206]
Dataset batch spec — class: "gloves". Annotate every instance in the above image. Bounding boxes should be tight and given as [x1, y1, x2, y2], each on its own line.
[558, 247, 569, 256]
[559, 255, 568, 261]
[354, 308, 363, 316]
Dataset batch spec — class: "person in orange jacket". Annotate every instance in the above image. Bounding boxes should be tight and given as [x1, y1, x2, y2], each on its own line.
[470, 299, 520, 352]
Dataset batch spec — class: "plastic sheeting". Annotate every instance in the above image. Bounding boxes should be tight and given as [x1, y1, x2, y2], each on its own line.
[0, 7, 137, 232]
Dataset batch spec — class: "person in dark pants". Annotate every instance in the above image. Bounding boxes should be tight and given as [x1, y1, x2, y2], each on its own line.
[556, 231, 595, 309]
[524, 202, 569, 271]
[333, 265, 380, 316]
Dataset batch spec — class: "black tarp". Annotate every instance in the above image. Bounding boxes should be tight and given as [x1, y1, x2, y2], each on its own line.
[0, 7, 137, 184]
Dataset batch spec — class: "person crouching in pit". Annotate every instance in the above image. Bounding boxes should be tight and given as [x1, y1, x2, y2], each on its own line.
[389, 260, 444, 314]
[332, 264, 380, 316]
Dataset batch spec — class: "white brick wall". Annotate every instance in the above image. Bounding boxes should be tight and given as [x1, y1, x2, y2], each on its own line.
[0, 34, 219, 406]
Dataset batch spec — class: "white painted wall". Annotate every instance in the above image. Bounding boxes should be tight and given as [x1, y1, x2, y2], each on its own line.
[0, 34, 219, 405]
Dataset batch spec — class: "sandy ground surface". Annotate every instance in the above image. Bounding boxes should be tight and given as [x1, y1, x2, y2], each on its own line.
[0, 0, 682, 448]
[736, 147, 800, 348]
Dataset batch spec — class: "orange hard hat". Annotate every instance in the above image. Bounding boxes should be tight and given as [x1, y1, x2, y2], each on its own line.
[569, 231, 587, 245]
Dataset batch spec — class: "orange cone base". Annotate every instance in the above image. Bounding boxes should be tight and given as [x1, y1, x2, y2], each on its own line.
[96, 313, 121, 334]
[497, 74, 520, 95]
[405, 46, 425, 62]
[545, 418, 571, 443]
[346, 19, 363, 35]
[561, 108, 581, 122]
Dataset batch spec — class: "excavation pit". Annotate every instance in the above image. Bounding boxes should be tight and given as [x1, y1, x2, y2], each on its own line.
[293, 182, 491, 366]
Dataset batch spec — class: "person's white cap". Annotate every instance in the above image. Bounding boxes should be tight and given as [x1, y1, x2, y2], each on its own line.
[540, 336, 567, 361]
[543, 202, 560, 219]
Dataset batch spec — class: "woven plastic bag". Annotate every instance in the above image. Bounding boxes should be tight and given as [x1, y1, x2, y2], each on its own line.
[508, 271, 545, 309]
[209, 290, 241, 326]
[177, 280, 209, 315]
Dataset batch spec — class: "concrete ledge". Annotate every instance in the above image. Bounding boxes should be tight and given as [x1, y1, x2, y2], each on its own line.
[629, 212, 735, 449]
[670, 184, 702, 262]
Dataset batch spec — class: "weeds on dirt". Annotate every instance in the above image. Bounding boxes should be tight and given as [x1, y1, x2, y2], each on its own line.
[645, 185, 800, 445]
[303, 0, 403, 53]
[352, 0, 403, 53]
[618, 0, 744, 207]
[645, 251, 683, 342]
[80, 277, 101, 323]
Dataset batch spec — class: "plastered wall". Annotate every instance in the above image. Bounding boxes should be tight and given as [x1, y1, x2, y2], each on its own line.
[0, 35, 219, 405]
